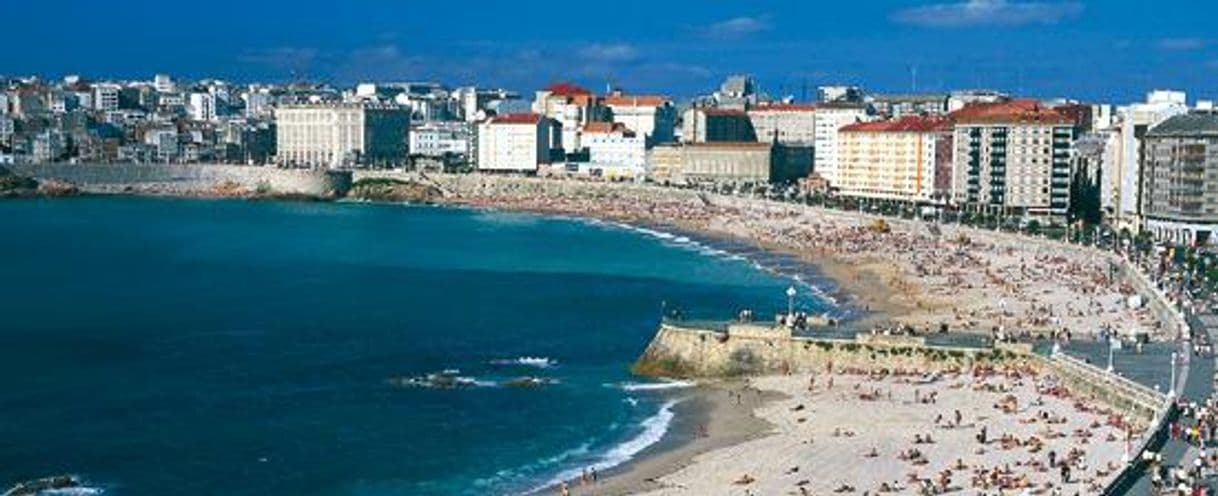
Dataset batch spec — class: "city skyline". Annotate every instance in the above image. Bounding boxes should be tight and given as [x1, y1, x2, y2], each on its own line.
[5, 0, 1218, 102]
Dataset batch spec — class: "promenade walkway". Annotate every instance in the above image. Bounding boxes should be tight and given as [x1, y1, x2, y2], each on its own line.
[1119, 313, 1216, 494]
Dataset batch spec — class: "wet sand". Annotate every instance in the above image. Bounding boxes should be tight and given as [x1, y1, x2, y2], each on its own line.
[555, 382, 779, 496]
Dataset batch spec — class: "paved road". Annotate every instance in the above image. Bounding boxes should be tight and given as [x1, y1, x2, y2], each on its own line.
[1123, 313, 1218, 494]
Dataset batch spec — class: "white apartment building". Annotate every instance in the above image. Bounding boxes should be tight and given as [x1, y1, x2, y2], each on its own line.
[603, 94, 676, 146]
[533, 83, 599, 155]
[93, 84, 120, 112]
[748, 104, 817, 145]
[1104, 90, 1190, 231]
[189, 92, 218, 122]
[144, 127, 180, 163]
[153, 74, 175, 93]
[410, 121, 471, 157]
[275, 103, 411, 168]
[476, 113, 554, 173]
[0, 116, 14, 144]
[243, 89, 272, 118]
[582, 122, 646, 179]
[836, 116, 952, 203]
[813, 103, 869, 186]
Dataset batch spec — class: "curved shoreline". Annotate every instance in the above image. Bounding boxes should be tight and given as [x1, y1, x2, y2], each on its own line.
[2, 174, 1177, 495]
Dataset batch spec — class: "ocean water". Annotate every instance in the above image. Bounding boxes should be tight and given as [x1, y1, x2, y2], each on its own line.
[0, 197, 836, 496]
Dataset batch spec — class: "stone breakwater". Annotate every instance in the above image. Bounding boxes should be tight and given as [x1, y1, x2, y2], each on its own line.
[634, 323, 1168, 423]
[5, 163, 352, 198]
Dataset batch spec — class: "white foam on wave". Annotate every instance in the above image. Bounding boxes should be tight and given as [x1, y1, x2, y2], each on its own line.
[539, 400, 680, 491]
[611, 219, 853, 315]
[490, 356, 558, 369]
[610, 380, 696, 391]
[41, 488, 104, 496]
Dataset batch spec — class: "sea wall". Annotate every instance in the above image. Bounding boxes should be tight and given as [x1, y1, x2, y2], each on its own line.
[6, 163, 352, 198]
[635, 323, 1168, 423]
[633, 323, 1027, 378]
[1112, 257, 1188, 339]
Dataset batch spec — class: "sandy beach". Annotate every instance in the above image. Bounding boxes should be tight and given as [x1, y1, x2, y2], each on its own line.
[586, 369, 1140, 496]
[574, 382, 778, 496]
[423, 175, 1172, 496]
[440, 175, 1160, 342]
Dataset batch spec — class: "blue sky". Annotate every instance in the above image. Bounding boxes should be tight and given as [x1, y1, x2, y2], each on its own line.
[5, 1, 1217, 103]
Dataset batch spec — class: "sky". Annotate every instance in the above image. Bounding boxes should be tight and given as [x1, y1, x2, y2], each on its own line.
[4, 0, 1217, 103]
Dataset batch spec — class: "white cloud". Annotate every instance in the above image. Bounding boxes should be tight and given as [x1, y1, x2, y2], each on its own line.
[704, 15, 771, 39]
[1158, 38, 1208, 51]
[578, 43, 640, 63]
[892, 0, 1083, 28]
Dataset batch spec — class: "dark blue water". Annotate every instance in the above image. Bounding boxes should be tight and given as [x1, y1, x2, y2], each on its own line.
[0, 197, 833, 495]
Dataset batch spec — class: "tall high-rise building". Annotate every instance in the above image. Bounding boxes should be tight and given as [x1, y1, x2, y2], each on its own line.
[1141, 113, 1218, 245]
[1107, 90, 1190, 231]
[950, 100, 1078, 218]
[813, 102, 869, 186]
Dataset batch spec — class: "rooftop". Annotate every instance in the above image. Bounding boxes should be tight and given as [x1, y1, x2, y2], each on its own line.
[582, 121, 634, 135]
[750, 103, 818, 112]
[490, 113, 543, 124]
[950, 99, 1073, 125]
[699, 108, 749, 117]
[602, 94, 669, 107]
[841, 115, 952, 133]
[544, 82, 592, 97]
[1147, 113, 1218, 137]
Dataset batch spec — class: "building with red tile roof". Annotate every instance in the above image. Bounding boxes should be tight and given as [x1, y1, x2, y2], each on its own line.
[837, 115, 953, 203]
[949, 99, 1079, 218]
[950, 99, 1073, 125]
[840, 115, 953, 133]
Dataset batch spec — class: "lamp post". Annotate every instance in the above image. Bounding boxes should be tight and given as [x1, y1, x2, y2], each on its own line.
[786, 285, 797, 322]
[1169, 351, 1178, 398]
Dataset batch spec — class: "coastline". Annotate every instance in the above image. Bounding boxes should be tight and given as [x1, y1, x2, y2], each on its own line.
[575, 382, 780, 496]
[2, 173, 1168, 495]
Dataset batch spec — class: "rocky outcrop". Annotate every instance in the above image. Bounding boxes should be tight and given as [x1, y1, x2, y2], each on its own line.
[36, 179, 80, 197]
[347, 178, 444, 203]
[0, 169, 39, 197]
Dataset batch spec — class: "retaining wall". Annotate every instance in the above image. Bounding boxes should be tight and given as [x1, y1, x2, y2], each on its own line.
[635, 323, 1168, 424]
[7, 163, 352, 198]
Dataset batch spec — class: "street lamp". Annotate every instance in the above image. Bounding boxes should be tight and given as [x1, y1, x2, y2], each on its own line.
[786, 285, 797, 322]
[1169, 351, 1178, 398]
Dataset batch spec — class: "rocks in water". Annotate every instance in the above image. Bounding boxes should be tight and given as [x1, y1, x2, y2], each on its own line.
[2, 474, 79, 496]
[36, 179, 80, 197]
[386, 370, 558, 390]
[386, 369, 484, 389]
[0, 172, 39, 197]
[501, 376, 559, 388]
[347, 178, 444, 203]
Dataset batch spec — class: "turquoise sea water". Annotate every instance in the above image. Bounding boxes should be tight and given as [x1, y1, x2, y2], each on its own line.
[0, 197, 836, 495]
